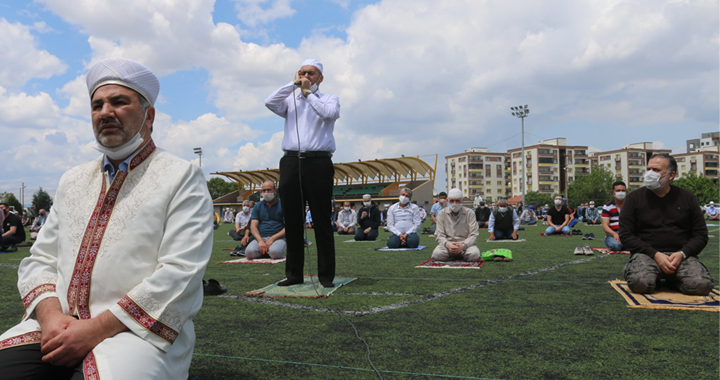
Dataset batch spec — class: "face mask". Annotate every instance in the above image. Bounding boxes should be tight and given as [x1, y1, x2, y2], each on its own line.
[614, 191, 626, 200]
[399, 196, 410, 205]
[554, 200, 562, 206]
[363, 201, 371, 207]
[344, 207, 350, 212]
[243, 206, 250, 213]
[589, 205, 595, 209]
[263, 192, 275, 202]
[498, 207, 508, 213]
[644, 171, 666, 190]
[93, 111, 147, 160]
[450, 203, 462, 212]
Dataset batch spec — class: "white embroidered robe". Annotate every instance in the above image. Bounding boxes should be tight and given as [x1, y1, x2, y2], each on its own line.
[0, 140, 213, 379]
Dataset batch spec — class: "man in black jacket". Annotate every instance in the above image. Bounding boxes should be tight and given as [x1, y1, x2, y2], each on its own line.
[475, 201, 491, 228]
[355, 194, 381, 241]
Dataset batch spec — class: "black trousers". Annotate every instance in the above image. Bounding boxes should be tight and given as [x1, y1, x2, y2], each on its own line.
[279, 155, 336, 282]
[0, 343, 83, 380]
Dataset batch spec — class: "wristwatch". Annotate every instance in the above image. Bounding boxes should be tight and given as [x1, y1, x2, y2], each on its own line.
[303, 90, 312, 97]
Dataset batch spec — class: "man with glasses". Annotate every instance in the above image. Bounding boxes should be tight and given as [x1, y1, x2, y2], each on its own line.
[431, 189, 481, 261]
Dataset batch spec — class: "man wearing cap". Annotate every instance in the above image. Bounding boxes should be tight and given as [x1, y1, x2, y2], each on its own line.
[705, 201, 718, 221]
[520, 205, 538, 225]
[265, 59, 339, 288]
[584, 201, 601, 225]
[432, 189, 481, 262]
[0, 58, 213, 379]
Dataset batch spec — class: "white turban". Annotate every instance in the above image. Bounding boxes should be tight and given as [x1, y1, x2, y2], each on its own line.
[301, 59, 323, 74]
[87, 57, 160, 106]
[448, 188, 463, 199]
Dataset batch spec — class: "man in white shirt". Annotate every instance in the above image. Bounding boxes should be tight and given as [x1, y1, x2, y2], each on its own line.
[387, 188, 422, 248]
[706, 201, 718, 221]
[335, 201, 357, 235]
[488, 198, 520, 240]
[265, 59, 339, 288]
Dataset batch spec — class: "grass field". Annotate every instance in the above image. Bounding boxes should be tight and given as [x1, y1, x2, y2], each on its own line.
[1, 220, 718, 380]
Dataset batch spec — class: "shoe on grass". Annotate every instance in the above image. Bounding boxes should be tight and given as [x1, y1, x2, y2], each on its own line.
[583, 245, 594, 255]
[574, 245, 584, 255]
[587, 233, 595, 240]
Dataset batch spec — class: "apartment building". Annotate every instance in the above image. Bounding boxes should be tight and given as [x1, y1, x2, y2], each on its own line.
[445, 147, 510, 200]
[589, 142, 671, 189]
[674, 146, 719, 179]
[507, 138, 590, 196]
[686, 132, 720, 153]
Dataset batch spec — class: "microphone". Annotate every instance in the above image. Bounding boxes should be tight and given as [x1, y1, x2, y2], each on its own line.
[294, 81, 302, 86]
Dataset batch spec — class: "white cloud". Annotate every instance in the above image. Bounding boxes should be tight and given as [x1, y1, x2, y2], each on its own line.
[232, 131, 284, 170]
[233, 0, 296, 28]
[0, 87, 61, 128]
[0, 18, 66, 88]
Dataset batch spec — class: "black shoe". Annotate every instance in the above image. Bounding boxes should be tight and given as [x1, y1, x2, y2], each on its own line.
[203, 279, 227, 296]
[582, 234, 588, 240]
[320, 280, 335, 288]
[0, 245, 7, 252]
[3, 245, 17, 252]
[277, 278, 304, 286]
[588, 233, 595, 240]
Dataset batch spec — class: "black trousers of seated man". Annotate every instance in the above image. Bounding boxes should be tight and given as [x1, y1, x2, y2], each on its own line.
[279, 155, 335, 284]
[0, 343, 83, 380]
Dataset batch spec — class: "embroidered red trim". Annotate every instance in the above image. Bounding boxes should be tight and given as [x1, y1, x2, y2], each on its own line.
[83, 351, 100, 380]
[22, 283, 56, 309]
[0, 331, 41, 350]
[118, 296, 178, 344]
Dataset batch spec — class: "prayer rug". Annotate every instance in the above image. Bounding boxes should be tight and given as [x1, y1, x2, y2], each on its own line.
[415, 259, 484, 269]
[218, 258, 286, 264]
[242, 276, 356, 298]
[343, 239, 382, 243]
[591, 247, 630, 255]
[609, 280, 719, 312]
[485, 239, 526, 243]
[540, 233, 572, 237]
[375, 246, 427, 251]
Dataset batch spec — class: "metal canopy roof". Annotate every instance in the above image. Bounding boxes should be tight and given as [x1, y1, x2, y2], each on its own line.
[213, 156, 434, 189]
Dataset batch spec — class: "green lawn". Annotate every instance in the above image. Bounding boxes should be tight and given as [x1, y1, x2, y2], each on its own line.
[1, 220, 718, 380]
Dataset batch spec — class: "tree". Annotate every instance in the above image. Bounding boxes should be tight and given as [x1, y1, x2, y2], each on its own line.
[673, 172, 719, 205]
[207, 177, 237, 200]
[567, 167, 620, 207]
[524, 191, 553, 208]
[0, 192, 23, 213]
[32, 187, 53, 211]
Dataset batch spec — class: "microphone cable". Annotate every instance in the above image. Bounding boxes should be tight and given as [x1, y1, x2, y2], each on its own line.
[291, 84, 384, 380]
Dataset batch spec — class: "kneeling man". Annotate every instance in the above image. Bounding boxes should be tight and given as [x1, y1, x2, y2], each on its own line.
[488, 198, 520, 240]
[621, 153, 714, 295]
[431, 189, 481, 261]
[387, 188, 421, 248]
[245, 181, 286, 260]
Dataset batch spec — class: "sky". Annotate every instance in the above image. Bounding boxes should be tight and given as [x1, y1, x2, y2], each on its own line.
[0, 0, 718, 205]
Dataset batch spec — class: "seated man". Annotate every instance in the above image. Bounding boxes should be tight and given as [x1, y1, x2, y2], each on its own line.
[706, 201, 718, 221]
[474, 201, 491, 228]
[429, 192, 448, 236]
[488, 198, 520, 240]
[520, 205, 537, 225]
[544, 195, 571, 235]
[229, 200, 252, 241]
[213, 210, 220, 230]
[21, 210, 32, 227]
[621, 153, 714, 295]
[245, 181, 286, 260]
[602, 181, 626, 251]
[386, 188, 421, 248]
[541, 204, 549, 225]
[432, 188, 481, 261]
[355, 194, 381, 241]
[29, 208, 47, 233]
[335, 201, 357, 235]
[584, 201, 601, 225]
[1, 203, 26, 252]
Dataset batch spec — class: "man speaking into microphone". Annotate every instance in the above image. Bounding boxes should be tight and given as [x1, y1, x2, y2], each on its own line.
[265, 59, 340, 287]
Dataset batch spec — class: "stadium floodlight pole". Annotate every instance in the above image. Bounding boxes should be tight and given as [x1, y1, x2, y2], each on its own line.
[511, 105, 529, 208]
[193, 147, 203, 168]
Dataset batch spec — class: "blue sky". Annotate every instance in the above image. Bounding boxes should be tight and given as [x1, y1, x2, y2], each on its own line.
[0, 0, 718, 204]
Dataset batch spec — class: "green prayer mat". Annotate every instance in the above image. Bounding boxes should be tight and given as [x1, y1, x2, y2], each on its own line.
[481, 248, 513, 261]
[243, 276, 356, 298]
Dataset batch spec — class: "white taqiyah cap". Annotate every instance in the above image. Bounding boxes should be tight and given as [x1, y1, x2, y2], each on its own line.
[710, 201, 715, 205]
[448, 188, 463, 199]
[301, 59, 323, 74]
[87, 57, 160, 106]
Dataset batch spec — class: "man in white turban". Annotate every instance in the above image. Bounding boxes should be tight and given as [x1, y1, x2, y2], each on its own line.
[0, 57, 213, 379]
[431, 188, 481, 261]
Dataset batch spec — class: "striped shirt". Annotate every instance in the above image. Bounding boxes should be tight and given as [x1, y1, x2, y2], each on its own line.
[601, 199, 621, 233]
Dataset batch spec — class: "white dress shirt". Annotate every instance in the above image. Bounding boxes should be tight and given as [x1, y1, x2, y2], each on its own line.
[387, 202, 422, 235]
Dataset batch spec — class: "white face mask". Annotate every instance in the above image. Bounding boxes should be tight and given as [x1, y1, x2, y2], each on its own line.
[243, 206, 250, 213]
[399, 196, 410, 205]
[614, 191, 626, 200]
[450, 203, 462, 212]
[644, 170, 667, 190]
[498, 207, 508, 213]
[344, 207, 350, 212]
[93, 111, 147, 160]
[554, 199, 562, 206]
[263, 192, 275, 202]
[589, 205, 595, 209]
[363, 201, 371, 207]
